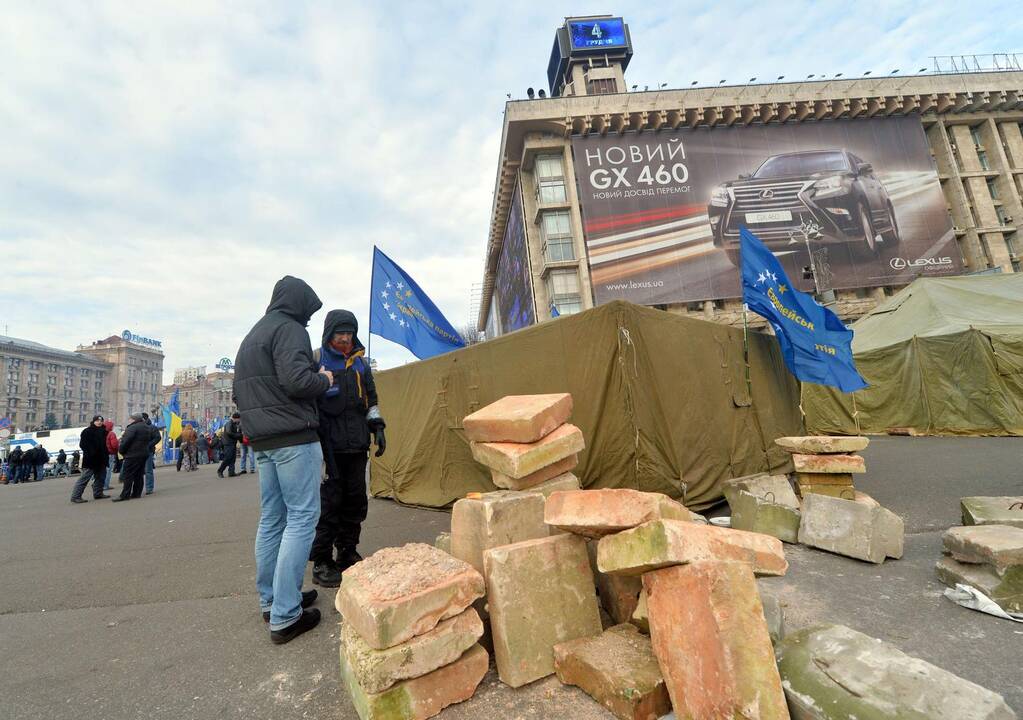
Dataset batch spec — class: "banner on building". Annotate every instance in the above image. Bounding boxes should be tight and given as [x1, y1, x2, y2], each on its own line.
[572, 116, 960, 305]
[494, 182, 536, 333]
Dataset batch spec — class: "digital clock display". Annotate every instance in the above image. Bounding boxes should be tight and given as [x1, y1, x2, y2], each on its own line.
[568, 18, 627, 50]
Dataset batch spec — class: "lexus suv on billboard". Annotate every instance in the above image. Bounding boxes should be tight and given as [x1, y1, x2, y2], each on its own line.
[708, 149, 900, 265]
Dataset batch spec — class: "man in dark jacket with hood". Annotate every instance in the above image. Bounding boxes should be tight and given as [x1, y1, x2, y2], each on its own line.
[8, 446, 23, 484]
[72, 415, 110, 502]
[217, 413, 243, 477]
[234, 276, 333, 645]
[309, 309, 385, 587]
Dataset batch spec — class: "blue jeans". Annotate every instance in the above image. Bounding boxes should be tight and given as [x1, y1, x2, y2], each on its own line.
[254, 442, 322, 631]
[144, 453, 155, 493]
[240, 445, 255, 472]
[106, 453, 117, 489]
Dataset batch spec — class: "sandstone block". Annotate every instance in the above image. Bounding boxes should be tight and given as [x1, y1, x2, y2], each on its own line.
[433, 532, 451, 554]
[962, 496, 1023, 529]
[470, 423, 584, 480]
[792, 453, 865, 474]
[340, 643, 488, 720]
[760, 590, 785, 645]
[797, 483, 858, 500]
[341, 607, 484, 694]
[545, 488, 698, 538]
[943, 525, 1023, 575]
[596, 568, 643, 626]
[798, 494, 903, 564]
[553, 624, 671, 720]
[724, 473, 800, 507]
[795, 471, 855, 486]
[450, 490, 548, 575]
[935, 556, 1023, 614]
[631, 589, 648, 633]
[596, 519, 788, 577]
[644, 561, 789, 720]
[725, 488, 801, 543]
[490, 454, 579, 490]
[775, 435, 869, 454]
[775, 624, 1016, 720]
[530, 471, 582, 498]
[484, 533, 602, 688]
[463, 393, 573, 443]
[336, 544, 485, 650]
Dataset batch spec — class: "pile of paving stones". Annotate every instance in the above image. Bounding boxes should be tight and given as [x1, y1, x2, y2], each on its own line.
[335, 395, 1017, 720]
[725, 436, 904, 564]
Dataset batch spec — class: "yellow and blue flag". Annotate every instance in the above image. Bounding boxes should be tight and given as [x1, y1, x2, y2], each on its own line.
[369, 247, 465, 359]
[740, 227, 867, 393]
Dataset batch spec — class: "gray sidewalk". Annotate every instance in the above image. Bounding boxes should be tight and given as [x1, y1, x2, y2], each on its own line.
[1, 436, 1021, 718]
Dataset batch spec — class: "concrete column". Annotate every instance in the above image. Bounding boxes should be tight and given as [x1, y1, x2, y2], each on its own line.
[560, 143, 596, 311]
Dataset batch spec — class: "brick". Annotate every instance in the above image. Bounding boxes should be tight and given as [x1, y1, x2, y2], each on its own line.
[775, 435, 869, 454]
[776, 624, 1016, 720]
[335, 544, 485, 650]
[935, 556, 1023, 614]
[470, 424, 584, 480]
[596, 519, 788, 577]
[792, 453, 866, 474]
[433, 532, 450, 554]
[450, 490, 548, 575]
[340, 643, 488, 720]
[490, 454, 579, 491]
[484, 533, 602, 688]
[961, 496, 1023, 529]
[553, 624, 671, 720]
[644, 561, 789, 720]
[545, 489, 698, 538]
[724, 473, 800, 507]
[724, 488, 801, 543]
[798, 493, 904, 564]
[463, 393, 573, 443]
[340, 607, 484, 694]
[943, 525, 1023, 575]
[795, 471, 855, 486]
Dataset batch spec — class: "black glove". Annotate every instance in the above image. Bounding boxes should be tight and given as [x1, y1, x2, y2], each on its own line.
[373, 427, 386, 457]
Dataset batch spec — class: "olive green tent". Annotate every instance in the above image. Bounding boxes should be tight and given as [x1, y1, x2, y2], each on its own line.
[803, 274, 1023, 436]
[369, 300, 802, 510]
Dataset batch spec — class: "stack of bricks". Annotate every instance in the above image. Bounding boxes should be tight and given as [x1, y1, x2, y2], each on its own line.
[335, 543, 488, 720]
[544, 487, 791, 720]
[775, 435, 869, 500]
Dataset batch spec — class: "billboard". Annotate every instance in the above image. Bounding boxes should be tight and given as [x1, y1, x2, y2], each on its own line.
[494, 182, 536, 333]
[573, 116, 960, 305]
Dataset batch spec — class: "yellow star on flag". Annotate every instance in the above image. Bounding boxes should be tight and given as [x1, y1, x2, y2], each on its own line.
[778, 284, 788, 294]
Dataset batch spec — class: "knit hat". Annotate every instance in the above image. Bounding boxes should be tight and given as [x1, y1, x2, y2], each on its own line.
[92, 415, 104, 423]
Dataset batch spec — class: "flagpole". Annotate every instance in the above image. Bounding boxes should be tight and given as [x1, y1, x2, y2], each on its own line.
[742, 304, 752, 399]
[368, 246, 377, 363]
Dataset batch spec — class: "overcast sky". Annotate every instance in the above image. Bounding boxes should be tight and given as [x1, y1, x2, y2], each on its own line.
[3, 1, 1020, 382]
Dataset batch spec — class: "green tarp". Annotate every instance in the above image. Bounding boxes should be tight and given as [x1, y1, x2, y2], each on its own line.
[804, 274, 1023, 436]
[370, 300, 803, 510]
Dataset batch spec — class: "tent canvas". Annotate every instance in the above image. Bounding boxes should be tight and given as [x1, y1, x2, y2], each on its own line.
[803, 274, 1023, 436]
[370, 301, 802, 510]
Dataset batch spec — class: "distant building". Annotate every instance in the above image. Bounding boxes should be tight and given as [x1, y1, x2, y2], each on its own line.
[173, 365, 207, 384]
[0, 335, 112, 431]
[162, 370, 237, 427]
[77, 334, 165, 423]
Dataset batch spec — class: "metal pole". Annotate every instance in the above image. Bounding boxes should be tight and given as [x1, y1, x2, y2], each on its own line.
[742, 304, 752, 398]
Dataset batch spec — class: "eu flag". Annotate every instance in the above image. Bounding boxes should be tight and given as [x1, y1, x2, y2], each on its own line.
[740, 227, 867, 393]
[369, 247, 466, 360]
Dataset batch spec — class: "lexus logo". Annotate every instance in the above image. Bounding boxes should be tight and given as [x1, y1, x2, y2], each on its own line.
[759, 189, 775, 199]
[890, 256, 954, 270]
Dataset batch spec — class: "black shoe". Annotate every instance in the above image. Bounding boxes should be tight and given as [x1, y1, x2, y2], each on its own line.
[94, 494, 110, 499]
[270, 608, 321, 645]
[336, 546, 364, 573]
[217, 471, 224, 478]
[111, 497, 129, 502]
[312, 561, 342, 587]
[239, 470, 247, 475]
[228, 472, 237, 477]
[263, 590, 318, 623]
[70, 497, 87, 504]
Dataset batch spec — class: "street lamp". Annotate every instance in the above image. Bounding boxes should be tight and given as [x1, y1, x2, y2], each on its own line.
[789, 220, 836, 305]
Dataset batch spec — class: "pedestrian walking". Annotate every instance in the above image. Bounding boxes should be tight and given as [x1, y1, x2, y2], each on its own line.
[217, 413, 242, 478]
[54, 449, 69, 477]
[197, 433, 209, 465]
[71, 416, 110, 503]
[112, 414, 152, 501]
[211, 434, 222, 462]
[142, 413, 158, 494]
[180, 424, 198, 471]
[175, 436, 184, 472]
[309, 309, 385, 587]
[70, 450, 80, 474]
[234, 275, 332, 644]
[8, 446, 23, 484]
[239, 434, 255, 474]
[104, 420, 118, 490]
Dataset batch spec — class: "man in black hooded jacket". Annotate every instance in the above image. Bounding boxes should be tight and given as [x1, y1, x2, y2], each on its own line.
[308, 309, 385, 587]
[234, 276, 333, 645]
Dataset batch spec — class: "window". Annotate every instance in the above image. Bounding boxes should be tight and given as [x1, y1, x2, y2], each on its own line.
[541, 211, 575, 263]
[978, 150, 990, 171]
[587, 78, 618, 95]
[996, 205, 1010, 225]
[970, 125, 984, 148]
[986, 177, 999, 200]
[545, 269, 583, 315]
[534, 154, 567, 204]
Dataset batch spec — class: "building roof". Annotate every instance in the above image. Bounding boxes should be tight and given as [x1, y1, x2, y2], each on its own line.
[0, 335, 112, 366]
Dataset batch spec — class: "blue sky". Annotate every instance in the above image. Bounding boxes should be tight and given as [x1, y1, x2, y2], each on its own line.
[2, 1, 1020, 381]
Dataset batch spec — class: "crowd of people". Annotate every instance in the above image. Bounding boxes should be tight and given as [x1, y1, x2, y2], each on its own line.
[173, 420, 254, 475]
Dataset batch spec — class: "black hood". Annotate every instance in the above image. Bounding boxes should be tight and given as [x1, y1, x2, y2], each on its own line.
[321, 309, 364, 351]
[266, 276, 322, 327]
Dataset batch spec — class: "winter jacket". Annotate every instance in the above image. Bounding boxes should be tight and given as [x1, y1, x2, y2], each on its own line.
[233, 276, 330, 451]
[56, 450, 66, 464]
[314, 310, 382, 455]
[80, 424, 109, 472]
[179, 425, 198, 445]
[104, 420, 119, 454]
[222, 419, 242, 448]
[119, 420, 154, 459]
[8, 447, 22, 466]
[197, 434, 209, 451]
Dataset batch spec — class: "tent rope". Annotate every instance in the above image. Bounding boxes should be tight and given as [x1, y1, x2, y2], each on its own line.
[851, 392, 862, 434]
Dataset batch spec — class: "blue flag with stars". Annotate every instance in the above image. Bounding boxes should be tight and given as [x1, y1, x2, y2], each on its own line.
[740, 227, 867, 393]
[369, 247, 466, 360]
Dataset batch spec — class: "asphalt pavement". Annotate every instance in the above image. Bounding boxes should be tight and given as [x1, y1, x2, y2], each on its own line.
[1, 436, 1021, 719]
